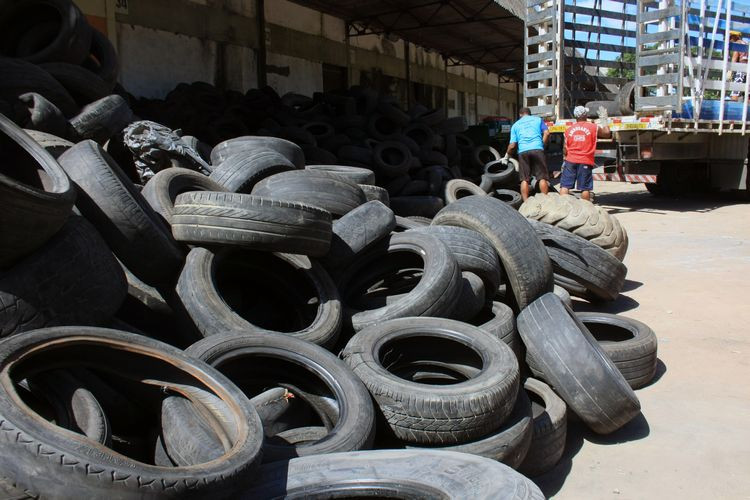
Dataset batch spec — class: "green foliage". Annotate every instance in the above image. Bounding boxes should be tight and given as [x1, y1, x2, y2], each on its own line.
[607, 52, 636, 80]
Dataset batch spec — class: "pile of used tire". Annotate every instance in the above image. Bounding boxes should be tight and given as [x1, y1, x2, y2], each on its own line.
[0, 1, 659, 496]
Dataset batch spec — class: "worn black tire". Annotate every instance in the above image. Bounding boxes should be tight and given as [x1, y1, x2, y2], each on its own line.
[0, 0, 92, 65]
[518, 293, 641, 434]
[494, 189, 523, 209]
[338, 232, 462, 332]
[58, 140, 184, 286]
[554, 283, 573, 307]
[185, 331, 375, 461]
[210, 136, 305, 168]
[519, 378, 567, 477]
[473, 145, 502, 169]
[405, 388, 532, 469]
[342, 317, 520, 445]
[471, 301, 519, 356]
[484, 159, 518, 187]
[172, 191, 332, 257]
[0, 327, 264, 499]
[576, 312, 658, 389]
[450, 272, 486, 322]
[177, 247, 342, 346]
[407, 225, 503, 293]
[82, 28, 118, 86]
[306, 165, 375, 185]
[372, 141, 412, 178]
[39, 63, 110, 107]
[432, 196, 553, 310]
[209, 149, 295, 193]
[23, 129, 74, 158]
[16, 92, 73, 139]
[0, 115, 75, 267]
[321, 201, 396, 271]
[245, 449, 544, 499]
[367, 113, 402, 141]
[0, 216, 126, 336]
[444, 179, 486, 204]
[142, 167, 224, 223]
[25, 369, 111, 445]
[0, 58, 78, 117]
[359, 183, 390, 206]
[618, 81, 637, 115]
[252, 170, 366, 217]
[68, 95, 134, 144]
[389, 195, 444, 218]
[520, 193, 629, 261]
[527, 218, 626, 301]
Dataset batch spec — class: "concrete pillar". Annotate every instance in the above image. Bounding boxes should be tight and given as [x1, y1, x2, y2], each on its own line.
[256, 0, 267, 87]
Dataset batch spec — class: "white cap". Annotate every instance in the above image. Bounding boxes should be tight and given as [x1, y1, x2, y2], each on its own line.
[573, 106, 589, 118]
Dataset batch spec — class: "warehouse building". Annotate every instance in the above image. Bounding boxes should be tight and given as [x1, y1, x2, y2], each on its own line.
[74, 0, 523, 123]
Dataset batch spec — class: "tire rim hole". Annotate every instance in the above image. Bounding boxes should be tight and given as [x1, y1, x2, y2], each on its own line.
[379, 336, 483, 385]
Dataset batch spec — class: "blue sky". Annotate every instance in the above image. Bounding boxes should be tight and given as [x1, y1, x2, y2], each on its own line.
[559, 0, 750, 60]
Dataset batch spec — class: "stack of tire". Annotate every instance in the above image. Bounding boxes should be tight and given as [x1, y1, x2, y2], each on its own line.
[0, 0, 135, 151]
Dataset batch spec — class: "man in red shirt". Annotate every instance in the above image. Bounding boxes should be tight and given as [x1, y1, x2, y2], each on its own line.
[561, 105, 611, 201]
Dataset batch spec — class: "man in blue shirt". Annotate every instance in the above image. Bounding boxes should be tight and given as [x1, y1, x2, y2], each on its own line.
[505, 108, 550, 201]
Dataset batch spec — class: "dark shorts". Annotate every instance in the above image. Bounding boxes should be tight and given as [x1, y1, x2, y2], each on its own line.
[518, 149, 549, 182]
[561, 161, 594, 191]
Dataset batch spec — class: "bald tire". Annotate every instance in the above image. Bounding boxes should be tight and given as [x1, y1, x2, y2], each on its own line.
[518, 293, 640, 434]
[141, 167, 224, 223]
[432, 195, 553, 310]
[171, 191, 332, 257]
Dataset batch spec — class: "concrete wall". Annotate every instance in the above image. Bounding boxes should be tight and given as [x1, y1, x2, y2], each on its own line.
[74, 0, 518, 123]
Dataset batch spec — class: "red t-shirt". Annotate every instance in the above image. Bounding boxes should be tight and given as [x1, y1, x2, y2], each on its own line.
[564, 121, 598, 165]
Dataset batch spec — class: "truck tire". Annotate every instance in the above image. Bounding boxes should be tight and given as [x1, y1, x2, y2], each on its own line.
[405, 388, 533, 469]
[519, 378, 567, 477]
[407, 225, 503, 294]
[338, 232, 462, 332]
[518, 293, 641, 434]
[433, 195, 553, 310]
[0, 115, 76, 267]
[0, 216, 126, 337]
[245, 449, 544, 499]
[252, 170, 366, 217]
[58, 140, 185, 286]
[209, 149, 294, 193]
[172, 191, 332, 256]
[321, 200, 396, 271]
[444, 179, 486, 204]
[342, 317, 520, 445]
[0, 327, 263, 499]
[184, 331, 375, 462]
[519, 193, 628, 261]
[141, 168, 224, 223]
[210, 136, 305, 168]
[527, 218, 626, 301]
[617, 81, 637, 116]
[576, 312, 658, 389]
[177, 247, 342, 346]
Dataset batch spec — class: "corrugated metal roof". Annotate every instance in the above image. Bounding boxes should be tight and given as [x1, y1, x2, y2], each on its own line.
[290, 0, 525, 80]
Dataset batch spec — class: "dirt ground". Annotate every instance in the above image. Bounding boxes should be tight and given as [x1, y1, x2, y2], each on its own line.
[533, 182, 750, 499]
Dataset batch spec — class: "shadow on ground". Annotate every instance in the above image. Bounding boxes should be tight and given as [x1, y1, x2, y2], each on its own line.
[571, 293, 640, 314]
[596, 189, 747, 215]
[533, 412, 652, 497]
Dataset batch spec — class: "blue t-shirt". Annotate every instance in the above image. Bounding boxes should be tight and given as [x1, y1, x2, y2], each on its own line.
[510, 115, 547, 154]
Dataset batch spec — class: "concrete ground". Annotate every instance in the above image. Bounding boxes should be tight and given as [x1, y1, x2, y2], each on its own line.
[534, 182, 750, 499]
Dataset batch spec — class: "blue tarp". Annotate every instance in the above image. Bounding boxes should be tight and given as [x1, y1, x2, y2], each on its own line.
[678, 99, 750, 120]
